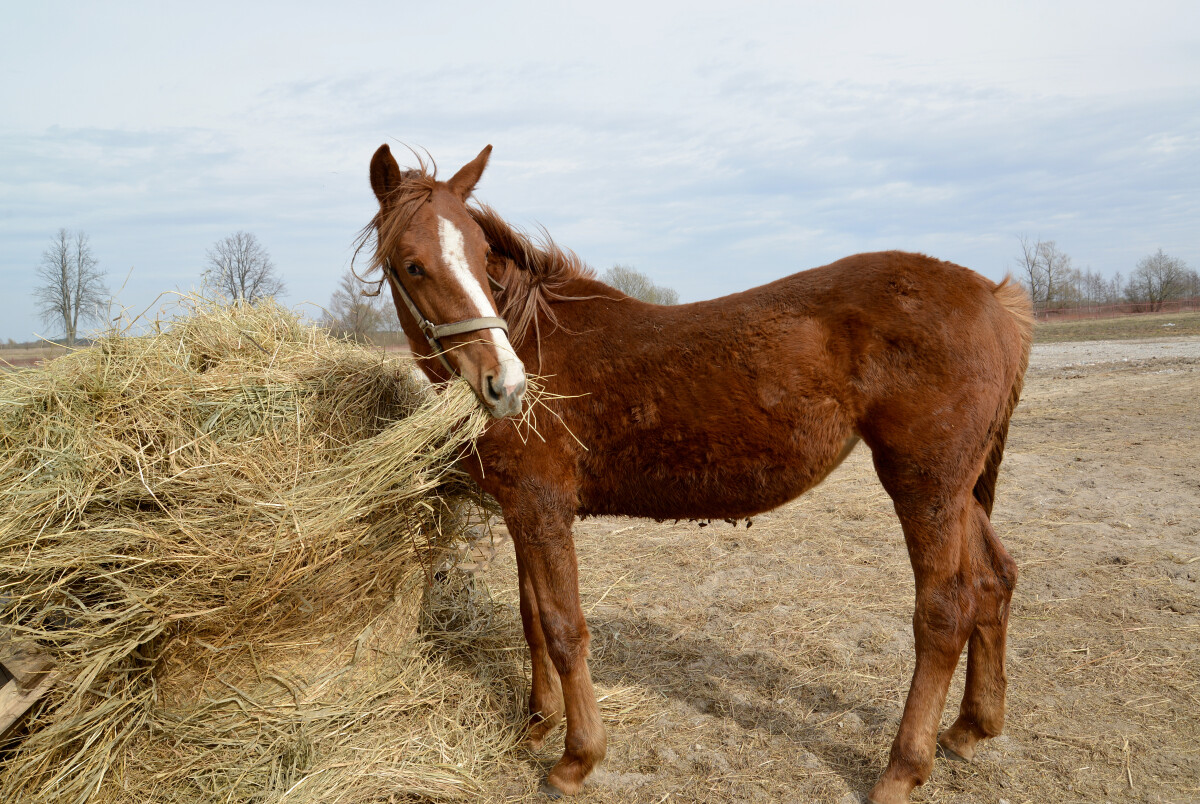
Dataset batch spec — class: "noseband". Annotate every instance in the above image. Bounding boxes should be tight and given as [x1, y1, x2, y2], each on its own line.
[384, 257, 509, 376]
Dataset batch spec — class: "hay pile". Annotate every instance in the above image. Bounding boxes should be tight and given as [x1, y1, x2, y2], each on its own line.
[0, 299, 526, 803]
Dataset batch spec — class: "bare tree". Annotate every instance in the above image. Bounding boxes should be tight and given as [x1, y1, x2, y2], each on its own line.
[1128, 249, 1190, 311]
[1078, 267, 1108, 308]
[375, 294, 403, 334]
[1015, 236, 1046, 308]
[324, 269, 386, 342]
[1015, 237, 1074, 310]
[1184, 267, 1200, 300]
[33, 228, 109, 346]
[1042, 243, 1074, 308]
[1107, 271, 1125, 305]
[601, 264, 680, 305]
[203, 231, 285, 303]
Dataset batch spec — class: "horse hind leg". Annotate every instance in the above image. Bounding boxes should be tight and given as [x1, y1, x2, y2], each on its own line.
[938, 502, 1017, 761]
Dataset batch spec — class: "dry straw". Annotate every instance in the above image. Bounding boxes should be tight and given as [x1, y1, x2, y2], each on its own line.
[0, 298, 530, 803]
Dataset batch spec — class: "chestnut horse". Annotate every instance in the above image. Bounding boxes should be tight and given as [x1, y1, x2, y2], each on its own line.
[362, 144, 1032, 804]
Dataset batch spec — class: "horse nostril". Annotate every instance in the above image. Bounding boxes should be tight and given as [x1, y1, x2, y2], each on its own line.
[485, 374, 503, 401]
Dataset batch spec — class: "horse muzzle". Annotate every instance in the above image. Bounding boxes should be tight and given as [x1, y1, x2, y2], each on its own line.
[483, 366, 526, 418]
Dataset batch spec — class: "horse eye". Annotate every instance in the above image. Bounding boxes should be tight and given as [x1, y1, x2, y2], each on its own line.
[405, 262, 425, 277]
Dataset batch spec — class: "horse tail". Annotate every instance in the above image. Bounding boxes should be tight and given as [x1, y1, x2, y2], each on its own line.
[973, 276, 1033, 517]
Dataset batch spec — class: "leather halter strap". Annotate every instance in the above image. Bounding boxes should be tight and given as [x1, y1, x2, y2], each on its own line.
[384, 258, 509, 376]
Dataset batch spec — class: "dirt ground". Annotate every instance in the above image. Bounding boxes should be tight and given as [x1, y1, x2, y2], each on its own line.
[0, 345, 66, 371]
[460, 336, 1199, 803]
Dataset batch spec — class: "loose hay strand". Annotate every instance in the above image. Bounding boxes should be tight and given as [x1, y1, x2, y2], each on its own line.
[0, 298, 529, 803]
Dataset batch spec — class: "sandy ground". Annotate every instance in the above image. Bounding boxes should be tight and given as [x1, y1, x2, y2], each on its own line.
[458, 336, 1200, 804]
[1027, 336, 1200, 370]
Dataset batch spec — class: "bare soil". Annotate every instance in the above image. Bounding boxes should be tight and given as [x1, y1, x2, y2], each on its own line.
[0, 345, 66, 371]
[464, 336, 1200, 803]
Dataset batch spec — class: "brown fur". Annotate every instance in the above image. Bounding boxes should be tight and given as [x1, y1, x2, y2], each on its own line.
[365, 145, 1034, 804]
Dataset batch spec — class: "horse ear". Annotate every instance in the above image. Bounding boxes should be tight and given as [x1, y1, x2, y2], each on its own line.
[370, 144, 403, 205]
[446, 145, 492, 200]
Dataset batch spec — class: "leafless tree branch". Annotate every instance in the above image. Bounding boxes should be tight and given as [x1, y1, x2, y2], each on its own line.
[601, 264, 679, 305]
[33, 228, 109, 345]
[203, 231, 285, 303]
[323, 268, 390, 342]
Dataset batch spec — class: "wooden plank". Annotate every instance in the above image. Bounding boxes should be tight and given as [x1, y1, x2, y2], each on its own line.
[0, 669, 57, 740]
[0, 630, 58, 740]
[0, 642, 55, 690]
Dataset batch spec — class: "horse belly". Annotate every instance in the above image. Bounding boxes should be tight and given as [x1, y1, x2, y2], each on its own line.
[578, 434, 857, 522]
[570, 325, 857, 521]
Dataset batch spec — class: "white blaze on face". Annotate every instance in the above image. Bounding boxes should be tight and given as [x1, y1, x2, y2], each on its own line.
[437, 216, 525, 394]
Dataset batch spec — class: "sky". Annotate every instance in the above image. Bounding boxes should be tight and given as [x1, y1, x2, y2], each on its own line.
[2, 1, 1198, 342]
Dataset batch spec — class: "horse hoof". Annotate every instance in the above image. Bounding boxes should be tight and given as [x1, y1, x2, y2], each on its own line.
[524, 716, 561, 752]
[865, 790, 901, 804]
[936, 741, 971, 763]
[539, 780, 565, 799]
[544, 763, 587, 797]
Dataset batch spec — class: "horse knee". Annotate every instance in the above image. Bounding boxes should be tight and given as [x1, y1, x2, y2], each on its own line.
[540, 609, 590, 672]
[914, 578, 976, 656]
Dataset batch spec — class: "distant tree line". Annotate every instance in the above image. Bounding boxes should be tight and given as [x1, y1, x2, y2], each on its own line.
[29, 221, 682, 347]
[1017, 238, 1197, 313]
[320, 264, 680, 345]
[35, 225, 1191, 346]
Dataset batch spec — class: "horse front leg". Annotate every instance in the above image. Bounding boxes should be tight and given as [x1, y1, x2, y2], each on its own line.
[515, 549, 564, 748]
[505, 503, 606, 795]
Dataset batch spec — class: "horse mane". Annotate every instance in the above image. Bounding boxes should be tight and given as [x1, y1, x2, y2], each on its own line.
[468, 203, 598, 348]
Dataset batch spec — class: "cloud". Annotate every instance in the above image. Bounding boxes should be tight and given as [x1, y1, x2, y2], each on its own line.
[2, 3, 1199, 339]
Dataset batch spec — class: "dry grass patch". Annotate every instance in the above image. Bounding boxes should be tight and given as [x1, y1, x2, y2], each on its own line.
[0, 345, 68, 372]
[1035, 311, 1200, 342]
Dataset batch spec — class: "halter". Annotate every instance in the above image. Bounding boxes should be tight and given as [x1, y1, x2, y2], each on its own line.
[384, 257, 509, 376]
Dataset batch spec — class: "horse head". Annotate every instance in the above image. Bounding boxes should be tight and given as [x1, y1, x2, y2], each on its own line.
[368, 143, 526, 418]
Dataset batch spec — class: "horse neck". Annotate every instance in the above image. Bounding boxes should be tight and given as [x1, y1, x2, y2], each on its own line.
[487, 246, 624, 342]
